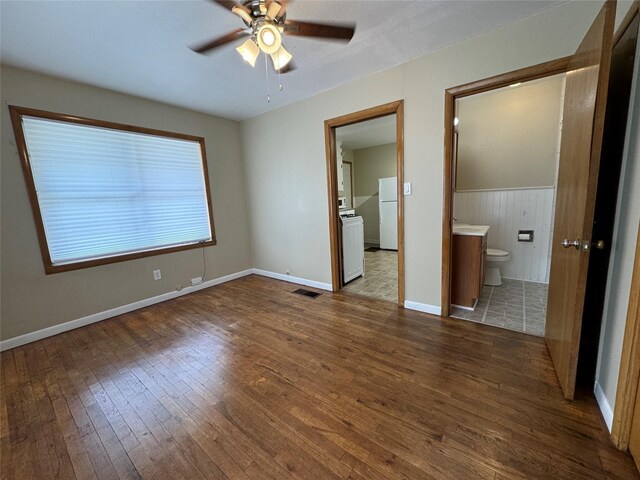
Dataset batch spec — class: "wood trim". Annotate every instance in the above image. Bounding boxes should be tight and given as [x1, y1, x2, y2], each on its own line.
[441, 57, 572, 317]
[324, 100, 405, 306]
[9, 105, 217, 275]
[614, 1, 639, 46]
[610, 0, 640, 451]
[396, 101, 405, 307]
[324, 120, 341, 292]
[447, 56, 572, 99]
[441, 90, 455, 318]
[9, 106, 54, 270]
[324, 101, 404, 129]
[9, 105, 207, 142]
[611, 223, 640, 449]
[42, 240, 216, 274]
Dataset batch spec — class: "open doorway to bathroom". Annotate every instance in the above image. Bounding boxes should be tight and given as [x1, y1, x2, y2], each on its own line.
[443, 62, 568, 337]
[324, 101, 404, 306]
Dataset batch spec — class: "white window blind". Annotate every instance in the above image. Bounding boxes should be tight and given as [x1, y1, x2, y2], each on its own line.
[21, 115, 213, 265]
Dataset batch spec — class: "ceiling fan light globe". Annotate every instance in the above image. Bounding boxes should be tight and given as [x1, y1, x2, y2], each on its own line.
[262, 30, 275, 46]
[257, 23, 281, 54]
[270, 46, 292, 71]
[236, 38, 259, 67]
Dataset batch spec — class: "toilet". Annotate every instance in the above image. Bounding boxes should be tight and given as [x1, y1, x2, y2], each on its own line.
[485, 248, 510, 286]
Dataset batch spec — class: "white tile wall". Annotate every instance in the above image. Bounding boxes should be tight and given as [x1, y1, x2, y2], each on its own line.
[453, 187, 555, 283]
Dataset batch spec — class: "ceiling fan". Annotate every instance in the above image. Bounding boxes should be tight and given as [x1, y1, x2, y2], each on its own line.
[191, 0, 356, 73]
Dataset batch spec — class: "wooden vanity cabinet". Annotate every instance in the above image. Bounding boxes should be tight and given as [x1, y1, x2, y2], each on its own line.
[451, 234, 487, 308]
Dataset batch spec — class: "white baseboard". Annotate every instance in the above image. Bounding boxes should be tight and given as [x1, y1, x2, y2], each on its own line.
[2, 267, 414, 351]
[404, 300, 442, 316]
[251, 269, 332, 291]
[0, 269, 254, 352]
[594, 381, 613, 432]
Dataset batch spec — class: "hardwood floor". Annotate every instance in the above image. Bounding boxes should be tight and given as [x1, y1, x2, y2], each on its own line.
[1, 274, 637, 479]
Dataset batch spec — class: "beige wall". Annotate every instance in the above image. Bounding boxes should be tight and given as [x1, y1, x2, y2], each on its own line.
[241, 0, 605, 307]
[456, 75, 564, 191]
[0, 66, 253, 341]
[353, 144, 397, 196]
[353, 143, 396, 244]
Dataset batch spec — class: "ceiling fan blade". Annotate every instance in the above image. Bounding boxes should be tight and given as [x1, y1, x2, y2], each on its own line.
[284, 20, 355, 41]
[190, 28, 249, 54]
[213, 0, 250, 14]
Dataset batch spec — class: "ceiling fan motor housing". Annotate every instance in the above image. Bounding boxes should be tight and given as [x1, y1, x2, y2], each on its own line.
[244, 0, 286, 23]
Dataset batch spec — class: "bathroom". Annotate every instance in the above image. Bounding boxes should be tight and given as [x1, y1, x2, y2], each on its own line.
[450, 73, 565, 336]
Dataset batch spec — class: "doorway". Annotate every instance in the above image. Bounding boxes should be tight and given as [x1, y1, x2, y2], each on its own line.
[441, 57, 571, 319]
[449, 73, 566, 337]
[324, 101, 405, 306]
[444, 1, 621, 401]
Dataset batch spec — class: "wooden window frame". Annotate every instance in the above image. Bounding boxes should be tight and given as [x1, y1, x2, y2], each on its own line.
[9, 105, 217, 274]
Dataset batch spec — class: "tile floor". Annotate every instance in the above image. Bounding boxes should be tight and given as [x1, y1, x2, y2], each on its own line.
[451, 278, 548, 336]
[342, 248, 397, 302]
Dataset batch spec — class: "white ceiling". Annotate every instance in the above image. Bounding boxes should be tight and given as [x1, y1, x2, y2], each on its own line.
[0, 0, 566, 121]
[337, 114, 396, 150]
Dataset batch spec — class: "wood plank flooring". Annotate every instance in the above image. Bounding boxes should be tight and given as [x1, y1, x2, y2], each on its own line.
[1, 274, 637, 479]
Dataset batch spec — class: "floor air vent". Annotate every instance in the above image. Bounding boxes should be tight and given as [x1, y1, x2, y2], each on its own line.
[293, 288, 321, 298]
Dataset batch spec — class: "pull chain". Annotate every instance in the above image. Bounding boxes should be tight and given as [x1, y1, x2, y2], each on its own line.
[264, 52, 270, 103]
[264, 52, 285, 102]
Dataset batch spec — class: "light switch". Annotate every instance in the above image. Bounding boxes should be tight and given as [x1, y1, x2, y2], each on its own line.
[403, 182, 412, 195]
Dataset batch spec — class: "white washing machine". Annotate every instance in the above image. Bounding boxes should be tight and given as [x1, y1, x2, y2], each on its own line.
[340, 212, 364, 283]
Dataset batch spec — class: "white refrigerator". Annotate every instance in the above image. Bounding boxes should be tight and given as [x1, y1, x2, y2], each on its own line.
[378, 177, 398, 250]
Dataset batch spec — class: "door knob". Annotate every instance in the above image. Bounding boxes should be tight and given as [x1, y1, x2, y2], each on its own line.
[561, 239, 581, 249]
[592, 240, 605, 250]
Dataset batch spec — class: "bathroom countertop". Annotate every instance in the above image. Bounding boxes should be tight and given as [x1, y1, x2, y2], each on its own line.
[453, 224, 490, 236]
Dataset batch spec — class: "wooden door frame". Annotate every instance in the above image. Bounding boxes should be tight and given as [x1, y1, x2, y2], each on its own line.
[610, 3, 640, 450]
[611, 224, 640, 449]
[324, 100, 405, 307]
[441, 57, 572, 317]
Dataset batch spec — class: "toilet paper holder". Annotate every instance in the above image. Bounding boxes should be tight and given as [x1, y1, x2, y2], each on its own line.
[518, 230, 534, 242]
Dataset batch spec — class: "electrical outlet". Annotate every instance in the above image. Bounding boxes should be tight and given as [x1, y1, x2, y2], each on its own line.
[190, 277, 203, 286]
[153, 269, 161, 281]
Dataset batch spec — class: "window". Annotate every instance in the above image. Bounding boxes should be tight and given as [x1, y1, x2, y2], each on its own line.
[10, 106, 216, 274]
